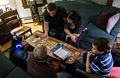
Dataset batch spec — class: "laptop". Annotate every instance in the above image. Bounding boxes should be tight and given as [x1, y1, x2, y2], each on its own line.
[51, 43, 71, 60]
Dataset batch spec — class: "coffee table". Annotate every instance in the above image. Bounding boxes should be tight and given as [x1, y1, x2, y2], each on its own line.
[25, 31, 81, 64]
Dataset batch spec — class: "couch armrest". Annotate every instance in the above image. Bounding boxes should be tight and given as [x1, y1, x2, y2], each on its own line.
[76, 69, 99, 78]
[0, 53, 16, 78]
[6, 67, 32, 78]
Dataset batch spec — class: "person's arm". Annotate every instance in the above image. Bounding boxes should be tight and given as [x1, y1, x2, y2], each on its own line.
[44, 21, 49, 38]
[64, 28, 72, 37]
[43, 10, 49, 38]
[86, 51, 92, 73]
[64, 28, 77, 42]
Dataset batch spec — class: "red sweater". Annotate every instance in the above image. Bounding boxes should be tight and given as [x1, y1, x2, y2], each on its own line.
[27, 52, 57, 78]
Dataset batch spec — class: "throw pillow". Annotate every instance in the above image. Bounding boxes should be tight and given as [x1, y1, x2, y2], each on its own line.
[107, 67, 120, 78]
[96, 10, 110, 30]
[106, 13, 120, 34]
[110, 18, 120, 36]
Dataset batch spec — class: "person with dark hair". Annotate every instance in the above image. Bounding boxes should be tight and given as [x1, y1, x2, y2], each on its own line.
[85, 38, 113, 77]
[43, 3, 67, 40]
[64, 10, 87, 47]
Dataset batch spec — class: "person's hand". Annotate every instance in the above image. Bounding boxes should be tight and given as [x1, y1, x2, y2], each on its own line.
[63, 43, 71, 48]
[21, 40, 27, 46]
[70, 34, 77, 43]
[44, 32, 48, 39]
[87, 51, 92, 57]
[73, 33, 80, 37]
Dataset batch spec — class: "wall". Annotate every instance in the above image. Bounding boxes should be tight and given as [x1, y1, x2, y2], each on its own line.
[9, 0, 17, 9]
[15, 0, 31, 18]
[13, 0, 54, 18]
[0, 0, 9, 11]
[91, 0, 107, 5]
[113, 0, 120, 8]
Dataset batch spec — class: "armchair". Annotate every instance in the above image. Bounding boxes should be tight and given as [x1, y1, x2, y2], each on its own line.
[0, 9, 22, 29]
[0, 9, 32, 38]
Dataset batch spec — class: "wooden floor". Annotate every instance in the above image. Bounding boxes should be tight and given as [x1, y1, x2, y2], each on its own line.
[0, 23, 43, 57]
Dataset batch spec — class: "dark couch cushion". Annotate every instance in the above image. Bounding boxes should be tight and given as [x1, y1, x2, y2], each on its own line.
[81, 23, 115, 48]
[0, 53, 16, 78]
[96, 10, 111, 30]
[6, 67, 32, 78]
[55, 1, 102, 22]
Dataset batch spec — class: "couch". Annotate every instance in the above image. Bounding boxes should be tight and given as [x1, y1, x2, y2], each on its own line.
[0, 52, 32, 78]
[55, 0, 120, 49]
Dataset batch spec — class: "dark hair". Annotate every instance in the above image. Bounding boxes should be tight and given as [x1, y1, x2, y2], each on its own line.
[93, 38, 110, 52]
[67, 10, 81, 26]
[47, 3, 56, 11]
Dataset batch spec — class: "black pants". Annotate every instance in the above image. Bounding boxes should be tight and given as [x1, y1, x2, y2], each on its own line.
[48, 28, 66, 41]
[66, 37, 80, 48]
[42, 21, 65, 41]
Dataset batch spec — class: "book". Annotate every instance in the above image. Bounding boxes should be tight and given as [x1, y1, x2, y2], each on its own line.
[51, 43, 71, 60]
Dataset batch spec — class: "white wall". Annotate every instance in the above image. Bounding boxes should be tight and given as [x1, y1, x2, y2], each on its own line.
[15, 0, 31, 18]
[13, 0, 54, 18]
[9, 0, 17, 9]
[113, 0, 120, 8]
